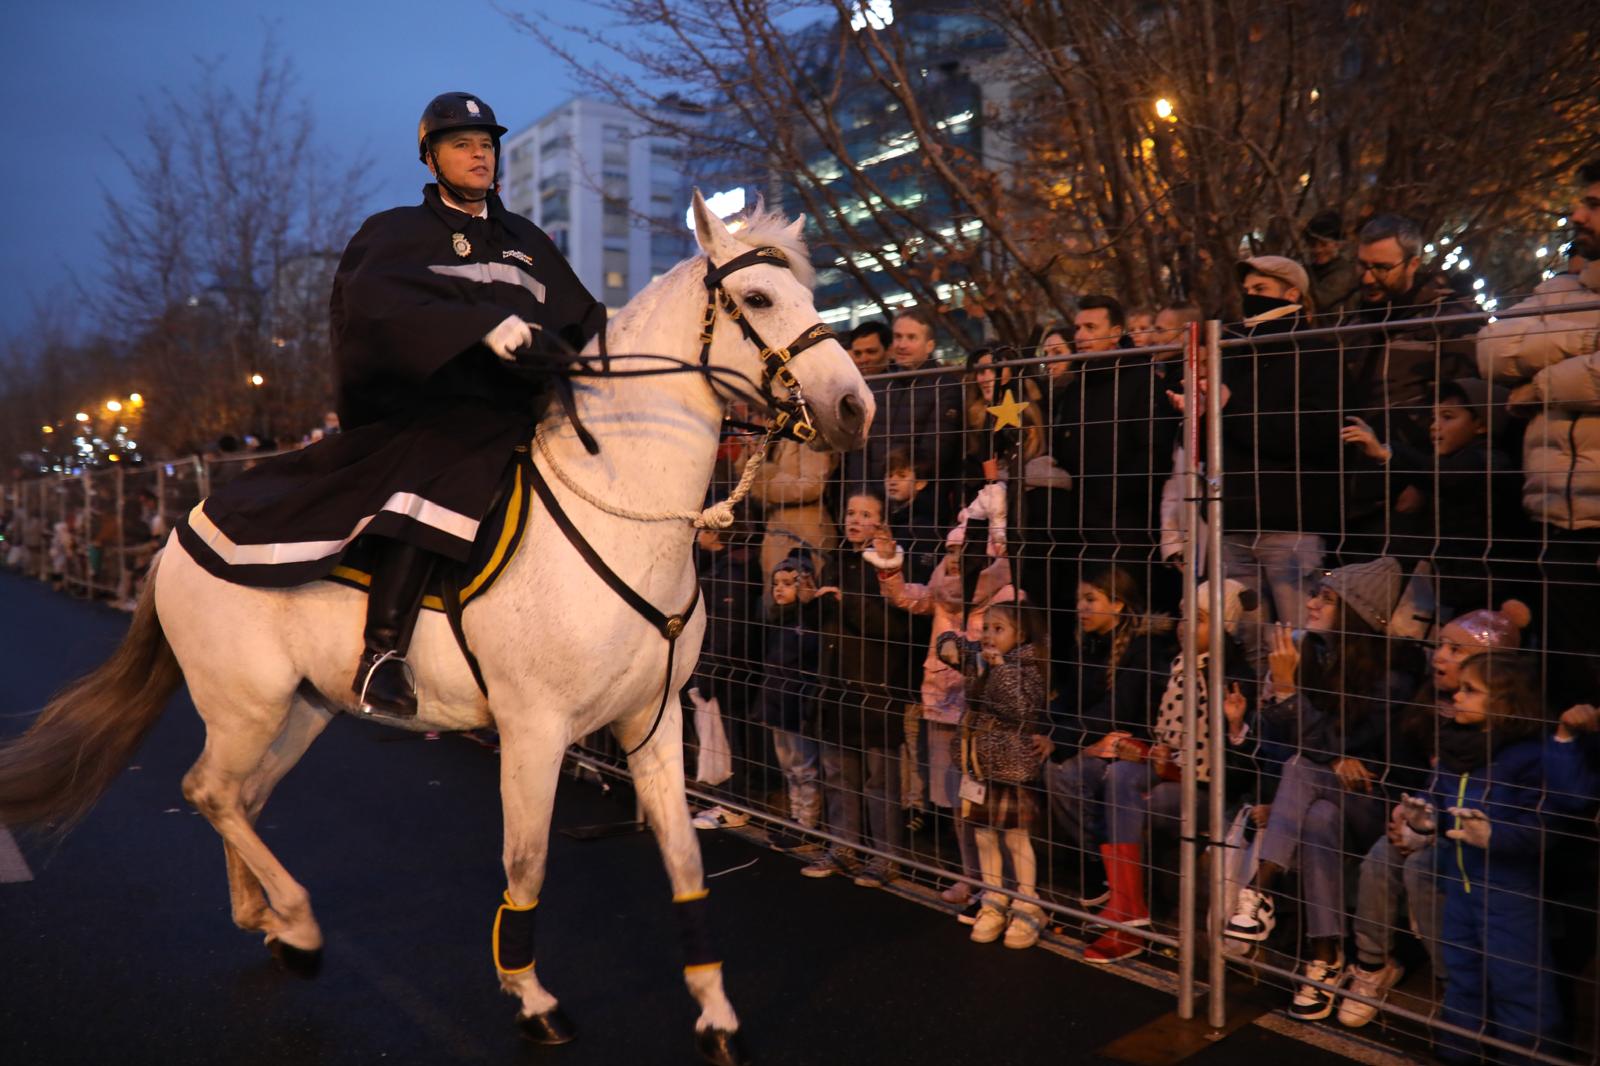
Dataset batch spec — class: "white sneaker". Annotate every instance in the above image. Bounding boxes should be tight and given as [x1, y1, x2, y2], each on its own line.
[1224, 887, 1276, 941]
[1003, 904, 1045, 950]
[970, 905, 1009, 944]
[692, 806, 750, 830]
[1337, 959, 1405, 1028]
[1289, 952, 1345, 1021]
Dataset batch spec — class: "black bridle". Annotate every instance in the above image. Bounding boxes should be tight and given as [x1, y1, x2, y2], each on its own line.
[697, 245, 838, 445]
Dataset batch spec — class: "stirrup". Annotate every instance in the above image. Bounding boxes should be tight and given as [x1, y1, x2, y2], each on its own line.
[357, 649, 418, 719]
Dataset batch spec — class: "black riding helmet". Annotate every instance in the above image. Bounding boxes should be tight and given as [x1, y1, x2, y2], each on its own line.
[417, 92, 509, 204]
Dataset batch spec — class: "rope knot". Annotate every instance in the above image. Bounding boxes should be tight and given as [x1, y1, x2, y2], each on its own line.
[695, 502, 737, 530]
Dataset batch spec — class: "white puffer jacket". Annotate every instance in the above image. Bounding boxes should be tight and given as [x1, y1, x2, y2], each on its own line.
[1476, 262, 1600, 529]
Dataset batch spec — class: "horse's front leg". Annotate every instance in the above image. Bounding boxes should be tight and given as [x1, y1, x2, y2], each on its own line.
[493, 716, 575, 1045]
[619, 696, 749, 1066]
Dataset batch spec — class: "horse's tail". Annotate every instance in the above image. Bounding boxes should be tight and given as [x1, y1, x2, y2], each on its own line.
[0, 555, 183, 833]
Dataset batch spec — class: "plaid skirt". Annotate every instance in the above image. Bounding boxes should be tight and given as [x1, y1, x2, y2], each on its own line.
[964, 781, 1039, 832]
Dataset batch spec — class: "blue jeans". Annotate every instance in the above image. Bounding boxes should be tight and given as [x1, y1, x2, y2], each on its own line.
[1104, 761, 1185, 845]
[819, 743, 863, 851]
[1221, 532, 1325, 676]
[1046, 753, 1109, 852]
[1258, 754, 1384, 941]
[1354, 836, 1442, 974]
[770, 728, 820, 829]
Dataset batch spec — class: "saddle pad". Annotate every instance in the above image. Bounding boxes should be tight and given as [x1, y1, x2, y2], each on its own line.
[327, 448, 533, 613]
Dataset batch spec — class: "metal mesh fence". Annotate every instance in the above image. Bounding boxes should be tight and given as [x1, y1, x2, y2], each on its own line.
[4, 286, 1599, 1064]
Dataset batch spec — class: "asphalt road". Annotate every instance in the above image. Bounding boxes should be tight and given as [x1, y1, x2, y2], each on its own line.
[0, 571, 1374, 1066]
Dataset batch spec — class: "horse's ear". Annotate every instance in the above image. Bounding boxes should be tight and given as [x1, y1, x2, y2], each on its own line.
[784, 214, 806, 239]
[690, 188, 728, 256]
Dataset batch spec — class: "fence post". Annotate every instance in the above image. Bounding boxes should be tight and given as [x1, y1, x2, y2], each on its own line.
[1204, 319, 1229, 1029]
[1176, 321, 1204, 1018]
[114, 465, 126, 601]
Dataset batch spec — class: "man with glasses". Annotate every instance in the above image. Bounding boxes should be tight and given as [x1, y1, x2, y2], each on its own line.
[1341, 215, 1476, 561]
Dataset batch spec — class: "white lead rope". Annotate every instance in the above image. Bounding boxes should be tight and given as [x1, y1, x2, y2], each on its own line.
[533, 420, 775, 529]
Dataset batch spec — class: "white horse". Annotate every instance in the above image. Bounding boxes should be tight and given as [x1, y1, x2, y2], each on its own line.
[0, 191, 873, 1066]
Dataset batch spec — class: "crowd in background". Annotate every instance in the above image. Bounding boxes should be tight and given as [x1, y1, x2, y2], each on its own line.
[687, 162, 1600, 1064]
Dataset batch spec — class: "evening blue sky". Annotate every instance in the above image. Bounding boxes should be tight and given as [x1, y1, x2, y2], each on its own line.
[0, 0, 626, 343]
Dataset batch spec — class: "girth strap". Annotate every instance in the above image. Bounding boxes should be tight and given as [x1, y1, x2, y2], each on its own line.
[528, 458, 699, 757]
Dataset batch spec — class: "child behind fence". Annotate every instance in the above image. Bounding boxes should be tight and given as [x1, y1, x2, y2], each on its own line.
[1086, 579, 1259, 964]
[756, 553, 825, 851]
[1423, 652, 1572, 1062]
[937, 602, 1048, 948]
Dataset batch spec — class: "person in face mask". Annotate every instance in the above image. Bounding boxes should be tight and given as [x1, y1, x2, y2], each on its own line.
[1205, 258, 1344, 675]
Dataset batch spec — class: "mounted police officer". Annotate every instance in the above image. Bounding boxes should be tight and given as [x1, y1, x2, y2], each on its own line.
[176, 92, 603, 720]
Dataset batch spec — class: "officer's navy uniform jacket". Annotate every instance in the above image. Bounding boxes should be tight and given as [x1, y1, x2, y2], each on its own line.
[177, 185, 603, 587]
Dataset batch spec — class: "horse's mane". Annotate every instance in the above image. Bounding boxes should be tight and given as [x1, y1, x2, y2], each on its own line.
[729, 205, 815, 290]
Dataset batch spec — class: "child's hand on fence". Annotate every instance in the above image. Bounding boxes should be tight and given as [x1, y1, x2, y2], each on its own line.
[1340, 416, 1392, 462]
[813, 585, 841, 600]
[1445, 807, 1492, 849]
[1029, 734, 1054, 762]
[1223, 682, 1247, 727]
[1249, 803, 1271, 828]
[1268, 623, 1299, 697]
[1558, 703, 1600, 741]
[871, 524, 897, 560]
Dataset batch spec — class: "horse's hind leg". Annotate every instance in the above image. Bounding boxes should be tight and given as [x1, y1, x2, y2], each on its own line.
[493, 717, 574, 1043]
[222, 695, 335, 937]
[619, 698, 746, 1066]
[183, 690, 323, 966]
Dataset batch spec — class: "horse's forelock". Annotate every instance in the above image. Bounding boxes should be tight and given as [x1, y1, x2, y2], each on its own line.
[730, 210, 815, 290]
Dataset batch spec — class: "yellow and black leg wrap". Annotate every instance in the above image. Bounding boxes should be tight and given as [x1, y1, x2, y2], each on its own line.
[675, 889, 721, 974]
[492, 891, 538, 975]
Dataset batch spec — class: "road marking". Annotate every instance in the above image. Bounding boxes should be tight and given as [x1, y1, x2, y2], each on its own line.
[0, 825, 34, 883]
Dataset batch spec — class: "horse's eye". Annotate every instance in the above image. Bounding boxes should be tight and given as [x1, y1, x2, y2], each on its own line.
[744, 291, 772, 309]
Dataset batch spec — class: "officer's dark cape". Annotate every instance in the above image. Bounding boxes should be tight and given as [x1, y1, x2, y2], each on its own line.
[177, 185, 604, 588]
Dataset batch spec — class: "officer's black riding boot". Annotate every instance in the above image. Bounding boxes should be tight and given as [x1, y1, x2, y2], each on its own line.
[352, 540, 436, 719]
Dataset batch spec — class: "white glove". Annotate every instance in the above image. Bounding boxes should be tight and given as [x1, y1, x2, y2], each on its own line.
[1445, 807, 1491, 850]
[483, 315, 534, 361]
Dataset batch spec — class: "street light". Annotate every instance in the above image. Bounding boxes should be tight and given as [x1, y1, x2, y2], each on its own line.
[249, 373, 265, 387]
[75, 412, 90, 422]
[41, 425, 53, 434]
[106, 399, 123, 413]
[129, 392, 144, 405]
[1155, 97, 1175, 121]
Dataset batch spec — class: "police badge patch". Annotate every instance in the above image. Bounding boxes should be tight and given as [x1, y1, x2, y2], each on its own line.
[452, 233, 471, 258]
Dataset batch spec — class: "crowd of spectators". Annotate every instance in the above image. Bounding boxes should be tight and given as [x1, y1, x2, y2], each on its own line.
[687, 161, 1600, 1063]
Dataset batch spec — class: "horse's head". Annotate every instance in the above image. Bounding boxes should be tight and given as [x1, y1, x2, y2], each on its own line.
[690, 190, 874, 452]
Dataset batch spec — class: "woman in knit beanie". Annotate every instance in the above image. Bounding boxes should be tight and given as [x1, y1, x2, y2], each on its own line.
[1225, 557, 1425, 1021]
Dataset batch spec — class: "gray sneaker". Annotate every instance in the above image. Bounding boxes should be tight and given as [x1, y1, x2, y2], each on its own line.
[800, 850, 860, 879]
[852, 860, 901, 888]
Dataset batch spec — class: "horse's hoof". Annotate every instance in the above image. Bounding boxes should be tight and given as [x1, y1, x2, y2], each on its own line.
[696, 1027, 752, 1066]
[518, 1007, 577, 1045]
[267, 938, 323, 978]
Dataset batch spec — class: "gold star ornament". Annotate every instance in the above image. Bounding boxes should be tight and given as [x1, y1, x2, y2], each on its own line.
[986, 388, 1029, 431]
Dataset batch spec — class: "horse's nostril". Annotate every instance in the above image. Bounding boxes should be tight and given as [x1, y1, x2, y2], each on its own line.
[837, 393, 865, 433]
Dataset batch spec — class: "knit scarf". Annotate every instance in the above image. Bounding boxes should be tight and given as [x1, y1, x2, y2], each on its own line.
[1435, 720, 1491, 774]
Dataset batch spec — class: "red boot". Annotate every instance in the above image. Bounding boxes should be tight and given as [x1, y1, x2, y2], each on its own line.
[1084, 842, 1147, 964]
